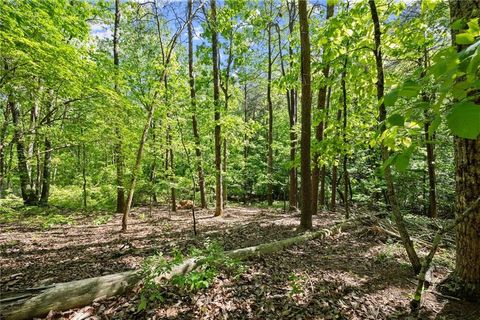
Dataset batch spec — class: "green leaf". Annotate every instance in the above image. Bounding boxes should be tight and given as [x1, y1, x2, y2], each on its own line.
[384, 89, 398, 106]
[447, 102, 480, 139]
[387, 114, 404, 127]
[395, 146, 414, 172]
[456, 33, 475, 45]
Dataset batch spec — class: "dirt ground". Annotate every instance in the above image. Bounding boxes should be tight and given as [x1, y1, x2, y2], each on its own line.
[1, 206, 479, 319]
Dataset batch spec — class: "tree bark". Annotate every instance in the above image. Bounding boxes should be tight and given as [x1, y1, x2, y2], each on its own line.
[448, 0, 480, 300]
[298, 0, 313, 230]
[284, 0, 298, 211]
[10, 98, 36, 205]
[188, 0, 207, 209]
[369, 0, 421, 274]
[210, 0, 223, 216]
[0, 104, 10, 198]
[39, 101, 52, 206]
[113, 0, 126, 214]
[267, 16, 274, 206]
[122, 105, 155, 231]
[341, 54, 349, 218]
[312, 2, 334, 215]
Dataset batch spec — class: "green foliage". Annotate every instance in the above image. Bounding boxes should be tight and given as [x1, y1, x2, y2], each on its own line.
[139, 239, 243, 311]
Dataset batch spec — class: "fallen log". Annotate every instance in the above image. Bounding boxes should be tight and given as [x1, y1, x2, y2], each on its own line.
[1, 218, 362, 320]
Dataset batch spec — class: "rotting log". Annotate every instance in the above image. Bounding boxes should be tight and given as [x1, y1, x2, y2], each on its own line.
[1, 218, 363, 320]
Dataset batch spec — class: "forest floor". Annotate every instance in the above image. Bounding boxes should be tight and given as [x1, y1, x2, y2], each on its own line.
[1, 205, 479, 320]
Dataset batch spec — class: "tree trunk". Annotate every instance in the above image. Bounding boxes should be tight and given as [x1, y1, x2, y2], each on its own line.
[221, 32, 233, 209]
[122, 105, 155, 231]
[39, 101, 52, 206]
[210, 0, 223, 216]
[312, 2, 334, 215]
[188, 0, 207, 209]
[369, 0, 421, 274]
[10, 98, 36, 205]
[0, 105, 10, 198]
[448, 0, 480, 300]
[341, 54, 349, 218]
[319, 87, 332, 208]
[267, 18, 274, 206]
[285, 0, 298, 211]
[331, 164, 337, 211]
[113, 0, 125, 214]
[424, 111, 437, 218]
[243, 82, 249, 204]
[298, 0, 313, 230]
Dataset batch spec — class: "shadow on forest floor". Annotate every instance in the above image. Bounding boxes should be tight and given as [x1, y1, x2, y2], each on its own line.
[1, 205, 478, 319]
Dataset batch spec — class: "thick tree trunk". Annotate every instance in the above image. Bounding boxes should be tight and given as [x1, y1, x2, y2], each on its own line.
[312, 3, 334, 215]
[369, 0, 421, 274]
[10, 98, 36, 205]
[448, 0, 480, 300]
[0, 218, 360, 320]
[113, 0, 125, 214]
[210, 0, 223, 216]
[298, 0, 313, 230]
[188, 0, 206, 209]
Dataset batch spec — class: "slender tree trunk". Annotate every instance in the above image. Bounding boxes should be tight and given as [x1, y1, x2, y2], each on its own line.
[341, 54, 349, 218]
[319, 86, 331, 207]
[424, 111, 437, 217]
[312, 2, 334, 215]
[188, 0, 207, 209]
[39, 101, 52, 206]
[421, 50, 437, 218]
[122, 104, 155, 231]
[331, 163, 338, 211]
[210, 0, 223, 216]
[82, 140, 87, 209]
[243, 83, 249, 205]
[369, 0, 421, 274]
[113, 0, 125, 214]
[287, 0, 298, 211]
[447, 0, 480, 300]
[0, 105, 10, 198]
[267, 20, 274, 206]
[298, 0, 313, 230]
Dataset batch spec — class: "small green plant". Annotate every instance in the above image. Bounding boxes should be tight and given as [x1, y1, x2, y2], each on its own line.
[138, 239, 243, 311]
[288, 272, 305, 297]
[92, 214, 113, 225]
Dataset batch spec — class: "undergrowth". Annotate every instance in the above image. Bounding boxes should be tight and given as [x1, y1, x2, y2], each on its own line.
[139, 239, 244, 311]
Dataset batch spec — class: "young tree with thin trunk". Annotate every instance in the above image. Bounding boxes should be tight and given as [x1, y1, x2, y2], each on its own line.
[210, 0, 223, 216]
[369, 0, 421, 273]
[298, 0, 313, 230]
[113, 0, 125, 214]
[266, 6, 274, 206]
[187, 0, 207, 209]
[312, 2, 334, 215]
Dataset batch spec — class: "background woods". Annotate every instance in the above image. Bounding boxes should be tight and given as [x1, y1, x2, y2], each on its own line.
[1, 0, 480, 319]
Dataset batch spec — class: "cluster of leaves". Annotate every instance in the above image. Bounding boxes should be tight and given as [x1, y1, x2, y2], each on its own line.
[139, 239, 243, 311]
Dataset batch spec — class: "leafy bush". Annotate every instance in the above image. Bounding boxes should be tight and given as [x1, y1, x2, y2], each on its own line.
[138, 240, 243, 311]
